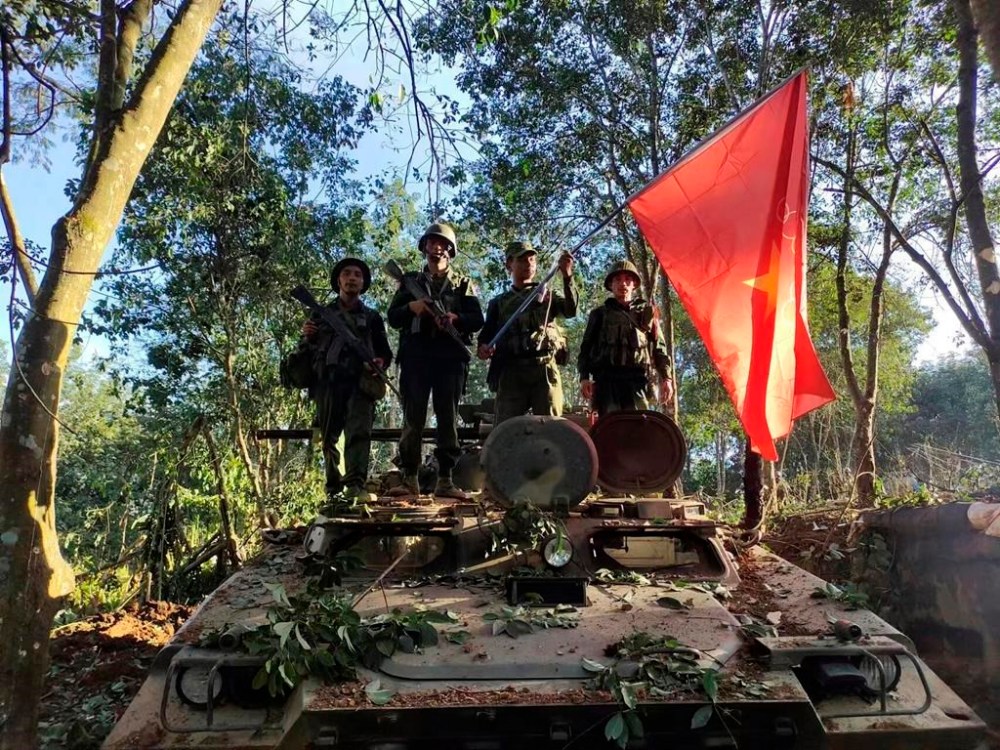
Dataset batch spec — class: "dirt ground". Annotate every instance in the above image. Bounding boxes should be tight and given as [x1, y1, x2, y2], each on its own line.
[40, 601, 194, 750]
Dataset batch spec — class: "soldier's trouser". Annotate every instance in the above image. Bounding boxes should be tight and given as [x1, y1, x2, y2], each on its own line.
[314, 377, 375, 496]
[398, 357, 465, 478]
[494, 359, 563, 425]
[593, 370, 651, 416]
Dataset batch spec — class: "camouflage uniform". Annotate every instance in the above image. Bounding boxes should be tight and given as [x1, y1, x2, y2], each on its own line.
[479, 270, 577, 425]
[578, 296, 670, 416]
[303, 299, 393, 498]
[387, 267, 484, 484]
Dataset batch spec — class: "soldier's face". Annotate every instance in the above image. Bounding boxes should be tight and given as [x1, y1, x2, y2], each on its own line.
[423, 237, 452, 271]
[338, 266, 365, 294]
[508, 253, 537, 285]
[610, 273, 637, 302]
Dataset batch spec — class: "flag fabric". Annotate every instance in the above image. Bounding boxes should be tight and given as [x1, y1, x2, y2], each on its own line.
[627, 71, 835, 460]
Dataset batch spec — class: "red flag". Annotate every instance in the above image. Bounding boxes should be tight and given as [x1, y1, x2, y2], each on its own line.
[627, 71, 835, 460]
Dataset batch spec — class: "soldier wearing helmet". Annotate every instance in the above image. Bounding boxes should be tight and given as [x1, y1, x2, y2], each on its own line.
[477, 241, 577, 424]
[293, 257, 393, 506]
[578, 259, 673, 416]
[386, 222, 484, 500]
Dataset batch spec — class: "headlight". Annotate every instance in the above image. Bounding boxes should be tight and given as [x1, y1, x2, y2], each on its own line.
[856, 653, 902, 693]
[175, 665, 224, 709]
[543, 536, 573, 568]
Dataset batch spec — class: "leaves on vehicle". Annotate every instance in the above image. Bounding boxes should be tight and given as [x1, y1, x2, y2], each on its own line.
[364, 679, 395, 706]
[604, 711, 627, 747]
[208, 584, 453, 699]
[444, 630, 471, 645]
[691, 705, 714, 729]
[656, 596, 692, 610]
[581, 657, 608, 673]
[482, 604, 579, 637]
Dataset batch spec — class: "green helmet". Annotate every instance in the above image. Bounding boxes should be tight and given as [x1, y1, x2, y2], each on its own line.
[419, 222, 457, 258]
[604, 260, 642, 291]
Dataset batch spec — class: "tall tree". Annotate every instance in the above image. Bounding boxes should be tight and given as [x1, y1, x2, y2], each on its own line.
[0, 0, 445, 743]
[94, 21, 369, 521]
[0, 1, 224, 742]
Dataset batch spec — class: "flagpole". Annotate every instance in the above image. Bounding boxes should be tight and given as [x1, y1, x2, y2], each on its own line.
[486, 67, 809, 350]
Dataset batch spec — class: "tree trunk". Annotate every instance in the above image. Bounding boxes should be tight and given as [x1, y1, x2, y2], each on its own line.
[743, 438, 763, 530]
[0, 0, 223, 743]
[851, 399, 877, 505]
[971, 0, 1000, 82]
[955, 0, 1000, 420]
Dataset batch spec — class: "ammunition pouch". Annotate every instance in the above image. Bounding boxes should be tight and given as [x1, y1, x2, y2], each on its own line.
[280, 345, 315, 390]
[358, 368, 388, 401]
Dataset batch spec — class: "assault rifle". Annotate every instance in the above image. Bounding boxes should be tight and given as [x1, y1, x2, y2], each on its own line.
[383, 259, 472, 360]
[289, 285, 401, 400]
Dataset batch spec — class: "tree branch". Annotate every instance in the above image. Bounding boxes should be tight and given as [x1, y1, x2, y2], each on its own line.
[112, 0, 155, 111]
[814, 153, 991, 350]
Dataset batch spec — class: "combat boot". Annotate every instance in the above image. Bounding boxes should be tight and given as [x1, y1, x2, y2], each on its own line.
[434, 476, 470, 501]
[387, 475, 419, 498]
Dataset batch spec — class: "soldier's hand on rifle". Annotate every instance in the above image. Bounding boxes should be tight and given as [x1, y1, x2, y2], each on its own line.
[660, 377, 674, 405]
[580, 379, 594, 402]
[436, 311, 459, 330]
[558, 251, 574, 278]
[408, 299, 434, 317]
[302, 319, 319, 338]
[477, 343, 494, 360]
[365, 358, 386, 372]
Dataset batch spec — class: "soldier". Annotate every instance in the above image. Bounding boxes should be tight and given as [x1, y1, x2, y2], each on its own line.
[477, 241, 576, 424]
[578, 260, 674, 416]
[298, 258, 393, 505]
[386, 223, 484, 500]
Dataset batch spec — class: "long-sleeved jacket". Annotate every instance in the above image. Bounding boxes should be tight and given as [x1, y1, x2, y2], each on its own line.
[387, 266, 484, 362]
[578, 297, 670, 382]
[306, 299, 393, 383]
[478, 275, 578, 357]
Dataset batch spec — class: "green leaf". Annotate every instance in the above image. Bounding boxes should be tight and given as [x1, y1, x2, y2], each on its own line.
[701, 670, 719, 702]
[294, 624, 311, 651]
[365, 679, 395, 706]
[445, 630, 471, 645]
[264, 582, 291, 609]
[691, 705, 713, 729]
[623, 710, 644, 739]
[419, 621, 439, 646]
[422, 610, 459, 623]
[604, 712, 627, 746]
[505, 619, 533, 638]
[273, 621, 294, 648]
[656, 596, 691, 610]
[581, 657, 607, 673]
[251, 667, 268, 690]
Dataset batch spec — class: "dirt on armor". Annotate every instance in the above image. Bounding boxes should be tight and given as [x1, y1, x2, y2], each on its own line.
[40, 600, 194, 749]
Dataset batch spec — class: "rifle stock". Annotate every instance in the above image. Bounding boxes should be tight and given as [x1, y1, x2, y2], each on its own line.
[289, 285, 401, 400]
[384, 260, 472, 360]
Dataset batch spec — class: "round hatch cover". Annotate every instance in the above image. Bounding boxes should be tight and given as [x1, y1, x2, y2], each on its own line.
[590, 410, 686, 494]
[481, 415, 598, 509]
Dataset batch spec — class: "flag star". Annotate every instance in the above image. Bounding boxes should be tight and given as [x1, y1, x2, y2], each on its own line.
[742, 246, 783, 314]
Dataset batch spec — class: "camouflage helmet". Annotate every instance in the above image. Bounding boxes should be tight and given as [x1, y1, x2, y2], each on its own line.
[604, 260, 642, 291]
[330, 257, 372, 293]
[419, 222, 457, 258]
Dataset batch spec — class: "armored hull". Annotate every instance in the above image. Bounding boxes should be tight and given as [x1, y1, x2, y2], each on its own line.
[104, 415, 987, 749]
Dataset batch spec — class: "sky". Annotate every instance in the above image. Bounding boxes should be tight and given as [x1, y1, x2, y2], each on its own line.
[0, 10, 978, 369]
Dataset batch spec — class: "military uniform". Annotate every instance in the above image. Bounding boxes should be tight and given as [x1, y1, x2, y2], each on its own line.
[578, 296, 670, 416]
[387, 266, 484, 488]
[479, 274, 577, 425]
[300, 264, 393, 499]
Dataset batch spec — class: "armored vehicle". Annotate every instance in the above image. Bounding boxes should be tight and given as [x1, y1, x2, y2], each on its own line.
[104, 412, 987, 749]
